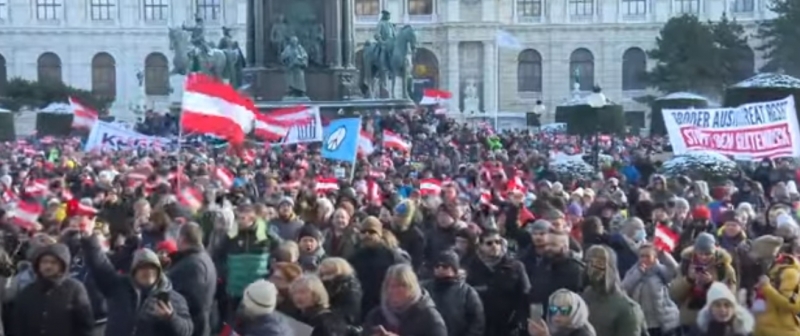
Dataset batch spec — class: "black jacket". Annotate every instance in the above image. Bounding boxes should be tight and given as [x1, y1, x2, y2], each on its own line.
[81, 235, 194, 336]
[12, 243, 95, 336]
[423, 277, 485, 336]
[391, 226, 426, 271]
[299, 308, 350, 336]
[520, 247, 584, 308]
[167, 247, 218, 336]
[348, 244, 405, 318]
[323, 275, 363, 326]
[361, 291, 447, 336]
[464, 254, 531, 336]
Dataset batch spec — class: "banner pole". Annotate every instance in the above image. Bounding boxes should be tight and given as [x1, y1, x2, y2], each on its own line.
[348, 118, 362, 183]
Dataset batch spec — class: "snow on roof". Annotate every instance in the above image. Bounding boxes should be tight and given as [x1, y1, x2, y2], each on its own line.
[731, 73, 800, 89]
[656, 92, 710, 101]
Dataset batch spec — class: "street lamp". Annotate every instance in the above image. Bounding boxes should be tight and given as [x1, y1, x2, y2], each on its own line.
[586, 86, 606, 169]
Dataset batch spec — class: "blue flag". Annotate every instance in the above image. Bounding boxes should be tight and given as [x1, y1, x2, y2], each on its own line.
[321, 118, 361, 163]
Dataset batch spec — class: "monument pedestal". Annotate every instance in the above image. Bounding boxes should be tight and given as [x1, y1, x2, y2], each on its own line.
[244, 66, 359, 102]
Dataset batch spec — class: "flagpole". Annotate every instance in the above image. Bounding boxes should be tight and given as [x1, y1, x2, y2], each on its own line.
[494, 36, 500, 130]
[348, 119, 362, 183]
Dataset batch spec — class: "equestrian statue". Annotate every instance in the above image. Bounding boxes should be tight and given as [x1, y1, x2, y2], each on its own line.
[169, 15, 245, 89]
[359, 10, 418, 99]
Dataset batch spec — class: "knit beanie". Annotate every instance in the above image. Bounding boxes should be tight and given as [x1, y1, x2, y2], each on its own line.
[297, 224, 323, 243]
[435, 250, 460, 270]
[694, 233, 716, 253]
[692, 206, 711, 220]
[526, 219, 552, 234]
[242, 280, 278, 316]
[719, 210, 739, 225]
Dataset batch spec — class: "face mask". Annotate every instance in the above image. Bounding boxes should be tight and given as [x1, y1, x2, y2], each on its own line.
[633, 229, 646, 242]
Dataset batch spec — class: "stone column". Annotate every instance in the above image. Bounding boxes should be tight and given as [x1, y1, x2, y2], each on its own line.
[447, 42, 460, 113]
[323, 0, 342, 67]
[333, 0, 343, 67]
[483, 41, 496, 114]
[253, 0, 266, 66]
[246, 0, 255, 65]
[342, 0, 355, 67]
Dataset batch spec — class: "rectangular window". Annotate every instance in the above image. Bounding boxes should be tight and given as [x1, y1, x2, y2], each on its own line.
[675, 0, 700, 13]
[408, 0, 433, 15]
[355, 0, 380, 16]
[518, 0, 543, 18]
[90, 0, 115, 20]
[622, 0, 646, 15]
[569, 0, 593, 16]
[731, 0, 753, 12]
[36, 0, 62, 20]
[143, 0, 168, 21]
[197, 0, 221, 21]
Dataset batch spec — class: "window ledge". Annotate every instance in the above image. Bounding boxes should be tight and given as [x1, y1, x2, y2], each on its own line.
[568, 15, 595, 23]
[516, 15, 543, 24]
[622, 14, 647, 21]
[36, 19, 63, 25]
[408, 14, 436, 23]
[356, 15, 379, 24]
[143, 19, 168, 25]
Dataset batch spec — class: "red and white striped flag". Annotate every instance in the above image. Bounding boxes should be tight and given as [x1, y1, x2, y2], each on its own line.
[24, 179, 49, 198]
[420, 178, 442, 196]
[215, 167, 235, 190]
[419, 89, 452, 106]
[383, 130, 412, 152]
[253, 113, 292, 142]
[366, 180, 382, 205]
[69, 97, 98, 129]
[315, 177, 339, 194]
[177, 187, 203, 212]
[358, 131, 375, 155]
[654, 224, 679, 253]
[268, 105, 321, 144]
[181, 73, 256, 144]
[11, 200, 43, 230]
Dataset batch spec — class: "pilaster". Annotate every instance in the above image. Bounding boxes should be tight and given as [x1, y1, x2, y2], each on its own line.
[447, 41, 460, 112]
[483, 41, 496, 113]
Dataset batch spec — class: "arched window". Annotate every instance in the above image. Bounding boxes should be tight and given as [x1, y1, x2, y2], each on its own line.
[92, 52, 116, 98]
[734, 46, 755, 82]
[568, 48, 594, 91]
[412, 48, 439, 102]
[144, 52, 169, 95]
[517, 49, 542, 93]
[622, 47, 647, 91]
[37, 52, 62, 83]
[0, 54, 6, 96]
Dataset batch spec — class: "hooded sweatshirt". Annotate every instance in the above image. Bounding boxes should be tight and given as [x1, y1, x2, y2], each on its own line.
[547, 289, 596, 336]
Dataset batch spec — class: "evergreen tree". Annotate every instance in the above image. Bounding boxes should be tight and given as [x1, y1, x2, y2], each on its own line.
[711, 13, 753, 87]
[646, 15, 722, 97]
[758, 0, 800, 77]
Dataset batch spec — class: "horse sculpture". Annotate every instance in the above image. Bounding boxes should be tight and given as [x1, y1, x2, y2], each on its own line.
[168, 27, 237, 84]
[359, 25, 417, 99]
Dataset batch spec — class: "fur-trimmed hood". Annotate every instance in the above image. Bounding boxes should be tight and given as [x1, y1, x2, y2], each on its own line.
[696, 282, 755, 333]
[680, 246, 733, 266]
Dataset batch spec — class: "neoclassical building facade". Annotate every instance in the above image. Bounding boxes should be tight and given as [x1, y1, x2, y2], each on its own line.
[0, 0, 775, 126]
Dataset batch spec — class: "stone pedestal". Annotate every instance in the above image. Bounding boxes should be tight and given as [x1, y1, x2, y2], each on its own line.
[244, 67, 359, 101]
[169, 75, 186, 105]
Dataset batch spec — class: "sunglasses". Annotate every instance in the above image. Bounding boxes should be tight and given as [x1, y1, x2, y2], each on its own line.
[548, 305, 572, 316]
[483, 239, 501, 246]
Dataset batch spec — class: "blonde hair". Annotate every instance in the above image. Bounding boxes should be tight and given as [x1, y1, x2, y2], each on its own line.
[275, 241, 300, 263]
[289, 274, 330, 309]
[382, 264, 421, 300]
[319, 257, 355, 277]
[382, 229, 399, 248]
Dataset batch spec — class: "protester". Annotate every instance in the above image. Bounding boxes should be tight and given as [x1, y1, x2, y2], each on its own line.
[528, 289, 596, 336]
[692, 282, 755, 336]
[422, 250, 485, 336]
[233, 279, 295, 336]
[583, 245, 646, 336]
[167, 223, 218, 336]
[318, 257, 363, 326]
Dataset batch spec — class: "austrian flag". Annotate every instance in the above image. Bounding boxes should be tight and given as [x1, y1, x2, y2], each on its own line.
[654, 224, 679, 253]
[419, 89, 452, 106]
[315, 177, 339, 194]
[383, 130, 412, 152]
[419, 178, 442, 196]
[181, 73, 255, 144]
[69, 96, 98, 129]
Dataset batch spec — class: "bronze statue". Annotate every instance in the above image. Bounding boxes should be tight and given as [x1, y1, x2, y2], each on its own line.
[308, 23, 325, 66]
[270, 15, 291, 60]
[281, 36, 309, 98]
[374, 10, 396, 73]
[359, 23, 417, 99]
[218, 26, 246, 89]
[182, 15, 209, 56]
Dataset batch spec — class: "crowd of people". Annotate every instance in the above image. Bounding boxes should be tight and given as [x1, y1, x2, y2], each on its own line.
[0, 108, 798, 336]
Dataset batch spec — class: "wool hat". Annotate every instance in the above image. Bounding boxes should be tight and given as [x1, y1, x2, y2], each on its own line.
[749, 235, 784, 259]
[542, 209, 565, 221]
[435, 250, 460, 270]
[297, 224, 323, 242]
[692, 206, 711, 220]
[526, 219, 552, 234]
[719, 210, 740, 225]
[156, 239, 178, 254]
[278, 196, 294, 207]
[242, 280, 278, 316]
[360, 216, 383, 236]
[694, 232, 716, 253]
[705, 282, 737, 305]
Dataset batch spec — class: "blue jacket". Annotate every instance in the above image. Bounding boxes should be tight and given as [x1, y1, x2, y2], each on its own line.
[621, 165, 640, 186]
[609, 233, 640, 277]
[81, 236, 194, 336]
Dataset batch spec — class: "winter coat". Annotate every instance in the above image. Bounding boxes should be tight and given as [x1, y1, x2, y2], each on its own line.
[422, 277, 485, 336]
[390, 226, 426, 271]
[348, 244, 406, 318]
[80, 235, 194, 336]
[361, 291, 448, 336]
[299, 308, 350, 336]
[216, 219, 280, 298]
[234, 313, 295, 336]
[424, 226, 457, 263]
[12, 244, 95, 336]
[268, 215, 305, 241]
[464, 254, 531, 336]
[520, 247, 584, 307]
[323, 227, 359, 260]
[298, 246, 326, 272]
[167, 247, 218, 336]
[670, 247, 737, 327]
[753, 255, 800, 336]
[608, 233, 640, 278]
[323, 275, 363, 326]
[691, 293, 754, 336]
[620, 263, 680, 332]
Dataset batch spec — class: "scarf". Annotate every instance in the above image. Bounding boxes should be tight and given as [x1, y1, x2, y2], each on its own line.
[380, 292, 422, 331]
[477, 251, 503, 270]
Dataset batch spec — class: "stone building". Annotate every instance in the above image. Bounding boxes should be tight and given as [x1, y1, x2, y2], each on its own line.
[0, 0, 774, 128]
